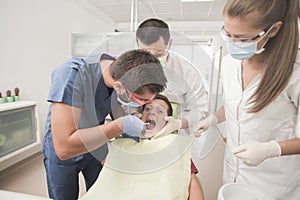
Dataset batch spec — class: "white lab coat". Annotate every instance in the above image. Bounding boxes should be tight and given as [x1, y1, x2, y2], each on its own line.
[161, 52, 208, 134]
[221, 50, 300, 199]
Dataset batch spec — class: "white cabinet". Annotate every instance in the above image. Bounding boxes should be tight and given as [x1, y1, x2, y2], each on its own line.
[0, 101, 41, 171]
[72, 32, 136, 57]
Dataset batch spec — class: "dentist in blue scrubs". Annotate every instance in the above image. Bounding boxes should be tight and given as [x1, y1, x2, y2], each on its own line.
[42, 50, 169, 200]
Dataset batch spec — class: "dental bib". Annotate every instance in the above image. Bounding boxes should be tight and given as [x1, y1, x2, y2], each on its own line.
[80, 134, 192, 200]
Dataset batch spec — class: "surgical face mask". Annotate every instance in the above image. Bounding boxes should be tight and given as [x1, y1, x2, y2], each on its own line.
[116, 92, 141, 108]
[158, 55, 168, 67]
[117, 97, 141, 108]
[222, 25, 273, 60]
[225, 39, 268, 60]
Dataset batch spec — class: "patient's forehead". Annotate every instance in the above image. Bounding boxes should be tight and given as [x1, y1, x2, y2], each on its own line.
[146, 99, 169, 112]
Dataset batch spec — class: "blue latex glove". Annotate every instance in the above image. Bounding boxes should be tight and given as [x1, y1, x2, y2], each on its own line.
[123, 115, 145, 137]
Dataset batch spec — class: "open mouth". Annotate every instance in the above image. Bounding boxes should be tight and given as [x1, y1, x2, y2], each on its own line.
[145, 119, 156, 130]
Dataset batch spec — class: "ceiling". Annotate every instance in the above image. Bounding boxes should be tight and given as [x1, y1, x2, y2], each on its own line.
[85, 0, 226, 38]
[87, 0, 226, 23]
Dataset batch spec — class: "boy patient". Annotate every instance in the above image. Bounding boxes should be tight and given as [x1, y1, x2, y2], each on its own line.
[81, 94, 204, 200]
[141, 94, 204, 200]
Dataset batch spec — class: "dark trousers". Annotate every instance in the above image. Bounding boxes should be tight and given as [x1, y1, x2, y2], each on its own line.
[44, 153, 102, 200]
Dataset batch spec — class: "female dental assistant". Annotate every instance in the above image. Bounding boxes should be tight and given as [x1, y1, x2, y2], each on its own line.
[194, 0, 300, 199]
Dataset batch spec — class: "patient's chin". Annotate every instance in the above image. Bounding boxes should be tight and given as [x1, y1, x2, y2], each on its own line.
[143, 131, 155, 139]
[145, 126, 160, 133]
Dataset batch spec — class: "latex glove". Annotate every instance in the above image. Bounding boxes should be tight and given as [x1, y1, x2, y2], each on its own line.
[153, 116, 182, 139]
[122, 115, 145, 137]
[232, 141, 281, 166]
[193, 115, 218, 137]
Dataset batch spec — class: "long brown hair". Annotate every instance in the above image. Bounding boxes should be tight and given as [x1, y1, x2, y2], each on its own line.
[223, 0, 299, 113]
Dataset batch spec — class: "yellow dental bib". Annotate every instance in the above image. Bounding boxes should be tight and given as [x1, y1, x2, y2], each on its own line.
[81, 134, 192, 200]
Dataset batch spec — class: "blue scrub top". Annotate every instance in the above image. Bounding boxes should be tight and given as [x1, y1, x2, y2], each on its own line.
[42, 54, 115, 164]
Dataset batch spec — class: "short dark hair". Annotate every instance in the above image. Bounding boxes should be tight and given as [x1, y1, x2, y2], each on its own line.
[142, 94, 173, 116]
[110, 49, 167, 94]
[136, 18, 170, 45]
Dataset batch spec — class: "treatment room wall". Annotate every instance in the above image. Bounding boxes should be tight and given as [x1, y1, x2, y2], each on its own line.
[0, 0, 115, 141]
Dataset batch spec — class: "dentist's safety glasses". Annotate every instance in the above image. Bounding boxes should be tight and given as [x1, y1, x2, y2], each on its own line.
[117, 87, 156, 108]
